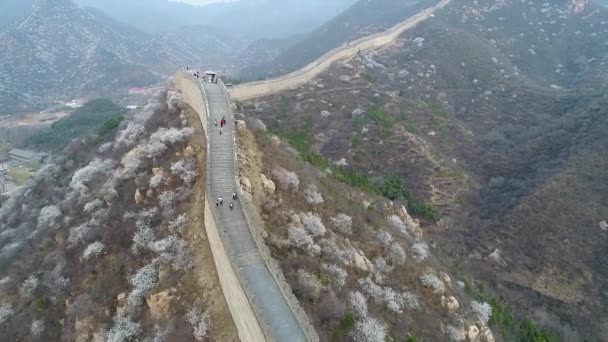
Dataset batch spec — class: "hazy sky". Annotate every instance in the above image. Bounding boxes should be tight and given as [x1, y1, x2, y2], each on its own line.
[169, 0, 240, 6]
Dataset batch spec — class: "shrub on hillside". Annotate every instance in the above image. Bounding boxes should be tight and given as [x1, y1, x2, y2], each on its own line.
[471, 300, 492, 325]
[82, 241, 105, 260]
[30, 319, 44, 337]
[322, 263, 348, 287]
[114, 123, 145, 150]
[300, 212, 326, 237]
[331, 213, 352, 235]
[37, 205, 61, 230]
[187, 307, 210, 341]
[105, 313, 142, 342]
[376, 231, 393, 247]
[352, 317, 386, 342]
[127, 263, 158, 310]
[389, 242, 406, 266]
[70, 159, 115, 194]
[168, 214, 187, 234]
[0, 304, 14, 324]
[420, 272, 445, 294]
[20, 275, 39, 299]
[272, 166, 300, 191]
[296, 270, 323, 300]
[288, 225, 314, 251]
[131, 222, 154, 255]
[304, 184, 324, 206]
[319, 290, 346, 323]
[446, 325, 466, 341]
[171, 158, 198, 186]
[349, 290, 368, 318]
[411, 241, 430, 261]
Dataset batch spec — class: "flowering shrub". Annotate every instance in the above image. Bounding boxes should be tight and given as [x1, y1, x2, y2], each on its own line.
[352, 317, 386, 342]
[105, 313, 141, 342]
[304, 184, 324, 206]
[300, 212, 326, 237]
[187, 307, 210, 341]
[350, 290, 368, 318]
[389, 243, 406, 266]
[114, 123, 144, 149]
[288, 225, 314, 251]
[30, 320, 44, 337]
[297, 270, 323, 299]
[82, 241, 105, 259]
[20, 275, 39, 299]
[37, 205, 61, 229]
[471, 300, 492, 325]
[0, 304, 14, 324]
[420, 272, 445, 294]
[70, 159, 114, 194]
[322, 263, 348, 286]
[446, 325, 466, 341]
[171, 158, 198, 186]
[411, 241, 430, 261]
[127, 263, 158, 310]
[272, 166, 300, 191]
[331, 213, 352, 235]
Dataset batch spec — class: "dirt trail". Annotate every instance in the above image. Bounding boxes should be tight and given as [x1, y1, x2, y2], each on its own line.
[229, 0, 452, 101]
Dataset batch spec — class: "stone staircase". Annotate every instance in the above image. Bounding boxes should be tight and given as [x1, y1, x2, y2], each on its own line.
[202, 82, 308, 342]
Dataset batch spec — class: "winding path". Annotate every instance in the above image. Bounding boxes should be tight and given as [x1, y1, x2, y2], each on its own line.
[229, 0, 452, 101]
[203, 81, 309, 342]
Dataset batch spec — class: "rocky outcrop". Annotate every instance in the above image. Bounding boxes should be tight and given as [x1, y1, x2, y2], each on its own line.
[146, 288, 177, 320]
[260, 174, 276, 193]
[241, 177, 252, 194]
[236, 120, 247, 133]
[398, 205, 423, 239]
[134, 188, 144, 205]
[467, 325, 480, 341]
[488, 248, 507, 267]
[441, 295, 460, 311]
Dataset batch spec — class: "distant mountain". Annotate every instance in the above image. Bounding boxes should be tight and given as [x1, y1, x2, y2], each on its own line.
[0, 0, 34, 31]
[235, 37, 300, 80]
[237, 0, 436, 79]
[0, 0, 240, 114]
[75, 0, 357, 42]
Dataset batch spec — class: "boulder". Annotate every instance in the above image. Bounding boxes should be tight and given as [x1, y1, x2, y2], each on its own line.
[441, 295, 460, 311]
[270, 135, 281, 146]
[134, 188, 144, 205]
[321, 110, 332, 118]
[146, 289, 177, 320]
[260, 174, 276, 193]
[440, 272, 452, 288]
[599, 220, 607, 231]
[479, 326, 494, 342]
[241, 177, 252, 194]
[350, 247, 372, 272]
[467, 325, 480, 341]
[488, 248, 507, 267]
[236, 120, 247, 133]
[75, 316, 96, 342]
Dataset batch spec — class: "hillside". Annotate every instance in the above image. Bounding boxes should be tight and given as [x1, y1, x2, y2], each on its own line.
[238, 0, 436, 80]
[0, 0, 242, 115]
[0, 0, 158, 114]
[235, 0, 608, 339]
[0, 90, 238, 341]
[76, 0, 357, 41]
